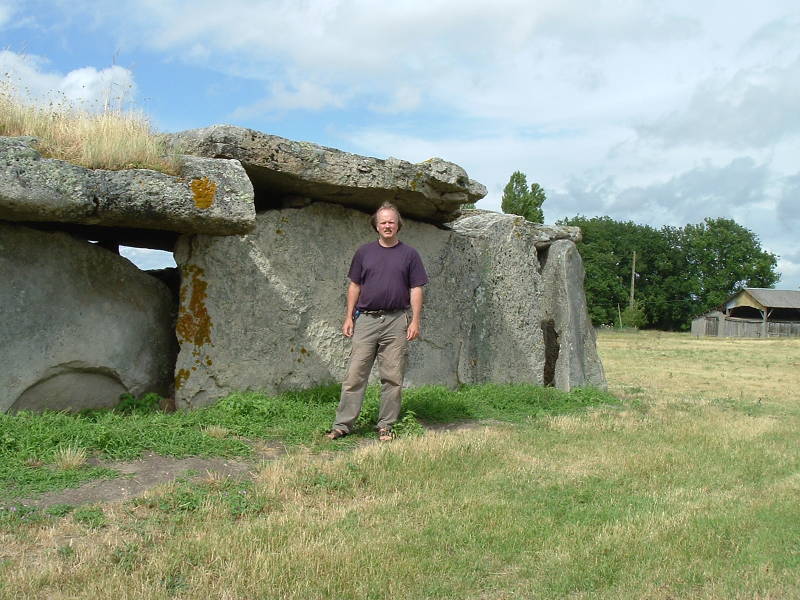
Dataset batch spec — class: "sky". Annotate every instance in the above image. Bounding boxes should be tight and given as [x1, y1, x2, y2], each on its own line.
[2, 1, 798, 289]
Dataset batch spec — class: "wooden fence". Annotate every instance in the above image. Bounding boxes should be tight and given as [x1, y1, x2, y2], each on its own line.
[692, 315, 800, 338]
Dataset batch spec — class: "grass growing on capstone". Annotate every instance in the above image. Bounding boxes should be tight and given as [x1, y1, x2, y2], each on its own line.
[0, 383, 617, 501]
[0, 79, 180, 174]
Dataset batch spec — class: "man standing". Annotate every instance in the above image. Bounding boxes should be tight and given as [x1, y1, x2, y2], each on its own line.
[326, 202, 428, 442]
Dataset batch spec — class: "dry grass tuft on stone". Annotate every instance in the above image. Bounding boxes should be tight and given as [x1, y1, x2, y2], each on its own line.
[0, 81, 180, 174]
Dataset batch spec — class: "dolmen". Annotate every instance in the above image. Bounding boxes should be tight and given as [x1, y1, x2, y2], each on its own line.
[0, 126, 605, 412]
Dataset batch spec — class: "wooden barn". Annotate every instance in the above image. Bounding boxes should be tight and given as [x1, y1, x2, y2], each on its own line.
[691, 288, 800, 338]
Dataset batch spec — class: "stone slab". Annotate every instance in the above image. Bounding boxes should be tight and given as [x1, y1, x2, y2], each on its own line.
[164, 125, 486, 224]
[0, 136, 255, 235]
[0, 222, 177, 412]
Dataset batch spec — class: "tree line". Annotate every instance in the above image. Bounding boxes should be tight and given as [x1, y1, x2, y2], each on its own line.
[557, 216, 779, 330]
[499, 171, 780, 331]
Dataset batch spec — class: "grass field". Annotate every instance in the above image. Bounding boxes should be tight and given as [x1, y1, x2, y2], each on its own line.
[1, 330, 799, 599]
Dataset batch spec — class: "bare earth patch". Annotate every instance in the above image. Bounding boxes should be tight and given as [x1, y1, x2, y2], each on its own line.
[18, 443, 286, 510]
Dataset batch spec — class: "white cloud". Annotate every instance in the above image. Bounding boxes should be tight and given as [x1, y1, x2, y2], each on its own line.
[638, 56, 800, 149]
[31, 1, 795, 132]
[0, 51, 62, 99]
[0, 2, 13, 28]
[777, 173, 800, 227]
[776, 256, 800, 290]
[547, 157, 775, 231]
[230, 80, 346, 118]
[611, 157, 770, 219]
[0, 50, 137, 109]
[779, 248, 800, 288]
[369, 86, 422, 114]
[55, 1, 720, 126]
[60, 65, 136, 108]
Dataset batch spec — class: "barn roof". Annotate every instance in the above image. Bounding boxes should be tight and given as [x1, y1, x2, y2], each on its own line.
[738, 288, 800, 309]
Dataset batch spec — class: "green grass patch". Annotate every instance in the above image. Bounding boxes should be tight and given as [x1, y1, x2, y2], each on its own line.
[133, 478, 272, 519]
[78, 409, 797, 599]
[404, 383, 617, 423]
[72, 505, 108, 529]
[0, 384, 615, 501]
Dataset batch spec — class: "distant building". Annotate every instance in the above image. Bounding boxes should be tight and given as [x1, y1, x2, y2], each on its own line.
[691, 288, 800, 338]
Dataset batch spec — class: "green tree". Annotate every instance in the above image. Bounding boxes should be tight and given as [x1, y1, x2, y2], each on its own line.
[680, 217, 779, 310]
[558, 216, 667, 327]
[619, 300, 647, 329]
[558, 215, 779, 331]
[501, 171, 545, 223]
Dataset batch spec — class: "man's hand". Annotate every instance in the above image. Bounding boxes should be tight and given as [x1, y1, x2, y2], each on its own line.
[407, 286, 423, 341]
[342, 317, 354, 338]
[342, 281, 361, 338]
[406, 318, 421, 341]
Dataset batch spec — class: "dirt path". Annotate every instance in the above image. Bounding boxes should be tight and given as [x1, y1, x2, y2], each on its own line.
[18, 445, 286, 510]
[16, 421, 483, 510]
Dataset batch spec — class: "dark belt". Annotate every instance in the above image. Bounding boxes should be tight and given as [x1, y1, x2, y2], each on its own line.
[360, 309, 404, 317]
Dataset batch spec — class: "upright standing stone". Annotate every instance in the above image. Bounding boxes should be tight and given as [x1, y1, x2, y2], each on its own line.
[172, 203, 605, 408]
[539, 239, 606, 390]
[0, 223, 177, 412]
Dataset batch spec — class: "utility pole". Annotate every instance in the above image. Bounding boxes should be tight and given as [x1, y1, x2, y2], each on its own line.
[629, 250, 636, 308]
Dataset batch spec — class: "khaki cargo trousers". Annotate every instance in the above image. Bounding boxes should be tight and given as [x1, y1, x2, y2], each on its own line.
[332, 310, 409, 433]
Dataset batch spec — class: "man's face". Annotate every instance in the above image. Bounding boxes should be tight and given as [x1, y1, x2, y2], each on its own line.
[376, 209, 399, 241]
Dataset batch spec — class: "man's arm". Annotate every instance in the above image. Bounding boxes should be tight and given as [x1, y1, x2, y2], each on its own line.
[407, 286, 424, 341]
[342, 281, 361, 337]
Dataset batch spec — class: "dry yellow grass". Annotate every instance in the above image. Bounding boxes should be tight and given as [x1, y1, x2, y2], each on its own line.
[51, 446, 88, 471]
[0, 81, 180, 174]
[201, 425, 230, 439]
[597, 329, 800, 409]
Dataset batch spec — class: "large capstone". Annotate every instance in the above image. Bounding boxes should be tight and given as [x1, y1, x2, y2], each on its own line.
[172, 203, 604, 408]
[0, 222, 177, 412]
[0, 136, 255, 236]
[163, 125, 487, 224]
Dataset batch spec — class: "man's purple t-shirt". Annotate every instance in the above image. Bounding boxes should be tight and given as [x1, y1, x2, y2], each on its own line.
[347, 241, 428, 311]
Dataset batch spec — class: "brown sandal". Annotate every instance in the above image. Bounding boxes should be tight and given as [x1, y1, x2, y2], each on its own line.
[325, 429, 348, 440]
[378, 427, 395, 442]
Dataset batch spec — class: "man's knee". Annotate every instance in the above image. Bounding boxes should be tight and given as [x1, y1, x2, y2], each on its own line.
[378, 349, 407, 385]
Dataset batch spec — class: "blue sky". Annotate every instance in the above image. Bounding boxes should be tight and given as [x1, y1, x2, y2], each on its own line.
[2, 1, 799, 290]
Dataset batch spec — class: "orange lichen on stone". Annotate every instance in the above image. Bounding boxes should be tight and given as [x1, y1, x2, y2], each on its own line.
[191, 177, 217, 209]
[175, 368, 190, 390]
[176, 264, 212, 347]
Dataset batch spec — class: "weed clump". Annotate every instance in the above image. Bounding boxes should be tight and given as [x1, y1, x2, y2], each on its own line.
[52, 446, 88, 470]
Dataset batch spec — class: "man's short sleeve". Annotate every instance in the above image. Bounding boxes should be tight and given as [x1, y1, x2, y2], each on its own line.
[408, 248, 428, 288]
[347, 246, 364, 284]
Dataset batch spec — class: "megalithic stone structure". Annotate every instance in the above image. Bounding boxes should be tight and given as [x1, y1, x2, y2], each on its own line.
[172, 204, 605, 408]
[0, 127, 605, 413]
